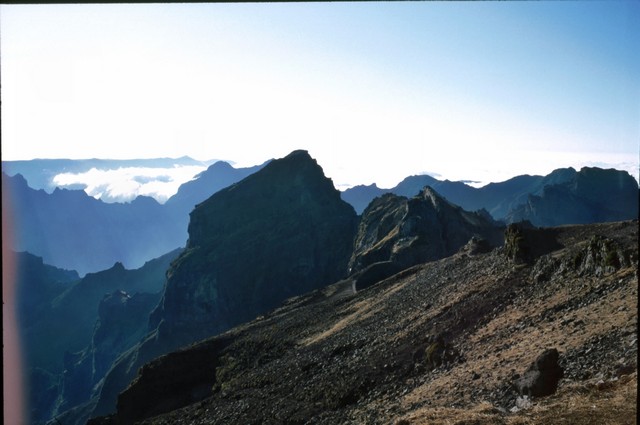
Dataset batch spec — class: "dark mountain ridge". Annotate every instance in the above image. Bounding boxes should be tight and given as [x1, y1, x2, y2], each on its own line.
[3, 173, 183, 275]
[342, 167, 638, 224]
[506, 167, 640, 226]
[151, 150, 358, 346]
[2, 160, 267, 275]
[349, 187, 504, 274]
[74, 150, 358, 424]
[9, 153, 638, 424]
[4, 157, 637, 277]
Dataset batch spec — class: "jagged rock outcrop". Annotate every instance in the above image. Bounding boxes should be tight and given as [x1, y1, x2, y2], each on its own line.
[348, 186, 503, 274]
[55, 290, 164, 416]
[87, 150, 358, 421]
[163, 160, 269, 242]
[13, 252, 79, 424]
[150, 149, 358, 346]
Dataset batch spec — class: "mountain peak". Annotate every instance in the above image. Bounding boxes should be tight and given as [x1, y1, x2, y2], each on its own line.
[350, 186, 503, 273]
[284, 149, 311, 158]
[208, 161, 234, 171]
[152, 149, 358, 347]
[418, 185, 449, 206]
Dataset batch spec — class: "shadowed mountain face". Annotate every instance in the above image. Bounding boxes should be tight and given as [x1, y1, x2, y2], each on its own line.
[2, 161, 266, 276]
[16, 249, 181, 424]
[151, 149, 359, 350]
[506, 167, 639, 226]
[52, 290, 164, 423]
[162, 160, 269, 242]
[82, 150, 358, 422]
[3, 173, 184, 276]
[4, 161, 636, 276]
[164, 160, 268, 212]
[11, 154, 638, 425]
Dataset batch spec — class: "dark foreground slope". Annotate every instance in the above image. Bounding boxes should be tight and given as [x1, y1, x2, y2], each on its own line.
[98, 220, 637, 425]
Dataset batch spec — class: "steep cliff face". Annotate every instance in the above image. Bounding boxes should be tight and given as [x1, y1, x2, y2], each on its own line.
[88, 150, 358, 421]
[19, 249, 180, 425]
[349, 187, 503, 273]
[13, 252, 79, 424]
[150, 150, 358, 346]
[163, 160, 269, 242]
[55, 290, 163, 416]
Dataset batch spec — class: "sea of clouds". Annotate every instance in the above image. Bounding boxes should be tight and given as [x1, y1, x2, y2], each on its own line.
[49, 153, 638, 205]
[52, 165, 207, 203]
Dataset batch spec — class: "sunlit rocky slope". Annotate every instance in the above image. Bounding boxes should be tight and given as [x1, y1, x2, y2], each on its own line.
[92, 220, 637, 424]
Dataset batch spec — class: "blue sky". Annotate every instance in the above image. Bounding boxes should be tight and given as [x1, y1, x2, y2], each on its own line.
[1, 2, 638, 191]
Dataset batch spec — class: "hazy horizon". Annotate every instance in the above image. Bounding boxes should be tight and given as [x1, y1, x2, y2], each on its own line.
[2, 2, 639, 193]
[3, 152, 638, 205]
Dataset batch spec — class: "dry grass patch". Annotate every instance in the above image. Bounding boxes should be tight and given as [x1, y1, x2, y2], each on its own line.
[395, 374, 637, 425]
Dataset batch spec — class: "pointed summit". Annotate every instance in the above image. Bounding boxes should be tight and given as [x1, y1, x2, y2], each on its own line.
[152, 150, 358, 347]
[349, 186, 503, 273]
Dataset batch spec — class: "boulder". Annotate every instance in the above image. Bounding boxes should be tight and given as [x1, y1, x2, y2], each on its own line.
[514, 348, 564, 397]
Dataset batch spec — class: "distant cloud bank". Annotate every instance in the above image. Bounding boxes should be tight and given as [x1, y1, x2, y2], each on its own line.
[52, 165, 207, 203]
[45, 152, 638, 204]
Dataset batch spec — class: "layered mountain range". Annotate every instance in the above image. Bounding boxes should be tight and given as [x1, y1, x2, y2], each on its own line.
[2, 157, 217, 194]
[342, 166, 638, 222]
[2, 161, 267, 275]
[3, 157, 637, 276]
[6, 150, 638, 425]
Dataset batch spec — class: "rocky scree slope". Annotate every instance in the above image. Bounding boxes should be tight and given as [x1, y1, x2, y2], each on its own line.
[96, 220, 637, 425]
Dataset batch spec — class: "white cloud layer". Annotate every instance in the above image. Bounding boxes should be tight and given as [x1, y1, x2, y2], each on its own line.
[48, 151, 638, 205]
[52, 165, 207, 203]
